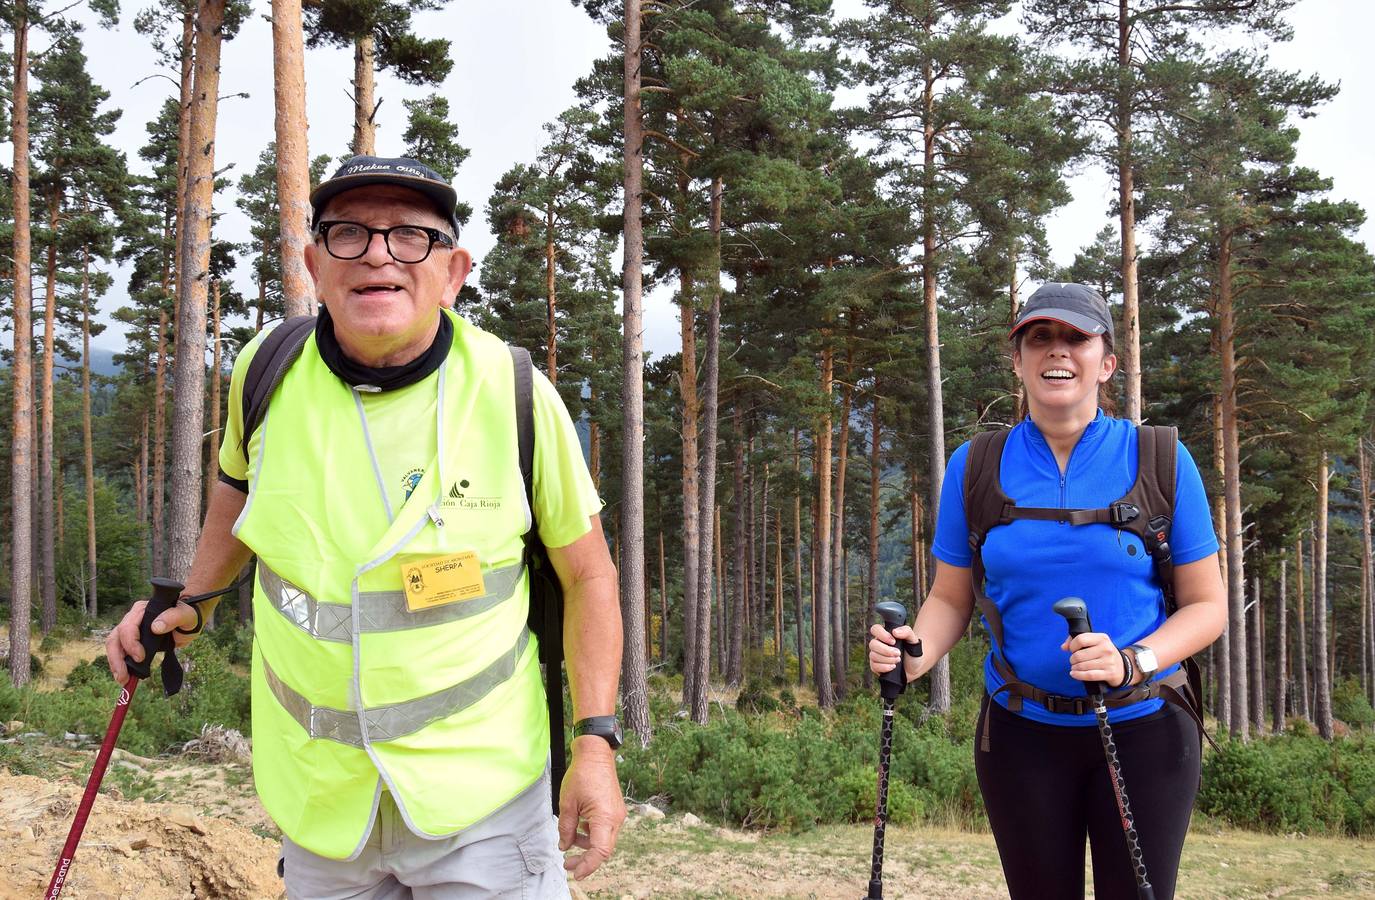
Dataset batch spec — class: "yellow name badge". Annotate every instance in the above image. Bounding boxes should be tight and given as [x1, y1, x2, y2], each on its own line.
[401, 551, 487, 611]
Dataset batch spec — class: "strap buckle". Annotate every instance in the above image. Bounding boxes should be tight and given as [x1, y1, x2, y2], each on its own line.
[1110, 502, 1140, 526]
[1045, 694, 1089, 716]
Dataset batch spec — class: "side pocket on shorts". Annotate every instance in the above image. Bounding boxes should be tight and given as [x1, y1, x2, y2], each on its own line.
[516, 816, 568, 899]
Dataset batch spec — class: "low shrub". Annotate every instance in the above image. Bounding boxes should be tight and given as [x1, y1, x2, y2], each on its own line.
[1198, 732, 1375, 836]
[1333, 678, 1375, 731]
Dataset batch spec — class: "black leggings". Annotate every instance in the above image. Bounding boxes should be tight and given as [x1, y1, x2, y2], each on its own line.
[974, 696, 1200, 900]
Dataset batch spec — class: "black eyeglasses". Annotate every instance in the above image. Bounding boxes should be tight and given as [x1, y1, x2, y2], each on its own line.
[316, 220, 455, 264]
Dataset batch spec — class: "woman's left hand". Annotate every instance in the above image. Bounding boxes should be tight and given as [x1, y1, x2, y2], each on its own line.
[1061, 632, 1128, 687]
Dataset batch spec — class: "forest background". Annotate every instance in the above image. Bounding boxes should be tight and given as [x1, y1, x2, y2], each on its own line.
[3, 0, 1375, 850]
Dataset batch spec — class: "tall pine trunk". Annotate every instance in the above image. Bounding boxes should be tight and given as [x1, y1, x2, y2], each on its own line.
[1211, 388, 1229, 721]
[206, 281, 222, 510]
[1313, 456, 1333, 739]
[1218, 231, 1248, 739]
[1273, 556, 1288, 733]
[82, 246, 98, 618]
[272, 0, 314, 319]
[728, 406, 746, 685]
[9, 0, 35, 687]
[152, 308, 169, 575]
[352, 34, 377, 155]
[1296, 537, 1310, 721]
[169, 0, 227, 579]
[775, 500, 784, 677]
[690, 176, 723, 723]
[677, 236, 700, 706]
[1259, 577, 1265, 741]
[814, 347, 835, 708]
[38, 192, 58, 633]
[831, 374, 852, 699]
[793, 429, 805, 687]
[1359, 438, 1372, 702]
[1116, 0, 1142, 422]
[545, 198, 558, 383]
[866, 389, 881, 690]
[619, 0, 650, 746]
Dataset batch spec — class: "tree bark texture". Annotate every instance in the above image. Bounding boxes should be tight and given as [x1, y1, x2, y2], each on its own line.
[1296, 537, 1310, 721]
[793, 429, 805, 686]
[814, 347, 835, 708]
[152, 308, 169, 575]
[1117, 0, 1142, 422]
[1273, 557, 1287, 733]
[728, 407, 746, 685]
[39, 192, 58, 633]
[206, 281, 222, 511]
[1359, 438, 1373, 702]
[867, 388, 881, 690]
[619, 0, 650, 746]
[1218, 232, 1248, 739]
[678, 266, 700, 708]
[9, 2, 35, 687]
[831, 374, 852, 699]
[272, 0, 315, 319]
[82, 248, 98, 617]
[169, 0, 227, 580]
[690, 176, 723, 723]
[545, 198, 558, 384]
[1314, 459, 1333, 739]
[1211, 389, 1229, 721]
[922, 63, 951, 712]
[352, 34, 376, 155]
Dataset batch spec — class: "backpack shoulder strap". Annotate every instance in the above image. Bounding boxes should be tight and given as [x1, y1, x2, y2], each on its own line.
[240, 316, 316, 462]
[964, 428, 1014, 661]
[507, 344, 566, 815]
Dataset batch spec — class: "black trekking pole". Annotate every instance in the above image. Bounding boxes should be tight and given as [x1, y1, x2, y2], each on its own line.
[1052, 597, 1156, 900]
[866, 601, 923, 900]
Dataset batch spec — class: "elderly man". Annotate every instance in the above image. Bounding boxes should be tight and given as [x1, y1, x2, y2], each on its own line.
[107, 156, 626, 898]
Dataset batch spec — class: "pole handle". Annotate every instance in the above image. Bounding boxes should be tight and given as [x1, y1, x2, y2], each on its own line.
[1052, 596, 1105, 696]
[124, 577, 184, 680]
[875, 602, 923, 700]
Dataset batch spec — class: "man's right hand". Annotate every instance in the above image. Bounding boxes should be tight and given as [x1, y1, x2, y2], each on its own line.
[105, 599, 204, 686]
[869, 622, 922, 682]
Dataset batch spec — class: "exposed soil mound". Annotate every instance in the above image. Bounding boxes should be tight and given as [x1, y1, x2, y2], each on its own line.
[0, 772, 282, 899]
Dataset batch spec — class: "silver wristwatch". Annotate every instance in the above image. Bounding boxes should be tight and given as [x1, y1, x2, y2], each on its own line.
[1128, 644, 1159, 680]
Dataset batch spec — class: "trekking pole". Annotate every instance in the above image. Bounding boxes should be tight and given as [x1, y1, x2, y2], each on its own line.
[45, 572, 249, 899]
[1052, 597, 1156, 900]
[44, 576, 183, 899]
[866, 601, 923, 900]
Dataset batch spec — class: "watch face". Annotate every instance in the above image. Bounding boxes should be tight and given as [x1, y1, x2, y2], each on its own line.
[1133, 645, 1159, 674]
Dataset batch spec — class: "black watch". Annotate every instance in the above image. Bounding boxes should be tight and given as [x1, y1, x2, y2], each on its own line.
[573, 715, 623, 750]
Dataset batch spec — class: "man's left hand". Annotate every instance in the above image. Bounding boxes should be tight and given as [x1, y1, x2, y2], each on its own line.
[557, 734, 626, 880]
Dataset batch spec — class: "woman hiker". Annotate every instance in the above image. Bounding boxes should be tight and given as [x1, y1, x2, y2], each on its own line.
[869, 282, 1226, 900]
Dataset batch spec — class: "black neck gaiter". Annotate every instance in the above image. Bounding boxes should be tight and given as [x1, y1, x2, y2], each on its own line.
[315, 305, 452, 391]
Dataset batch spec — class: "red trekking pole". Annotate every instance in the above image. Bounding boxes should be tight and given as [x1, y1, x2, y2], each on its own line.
[44, 577, 184, 899]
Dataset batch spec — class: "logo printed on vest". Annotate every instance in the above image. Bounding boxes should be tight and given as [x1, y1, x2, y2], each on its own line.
[405, 566, 426, 594]
[401, 467, 425, 502]
[441, 478, 503, 511]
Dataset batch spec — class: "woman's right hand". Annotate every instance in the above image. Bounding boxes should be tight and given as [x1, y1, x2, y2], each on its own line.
[869, 623, 922, 682]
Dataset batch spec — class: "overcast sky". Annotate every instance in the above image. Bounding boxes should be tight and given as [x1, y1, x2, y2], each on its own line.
[23, 0, 1375, 361]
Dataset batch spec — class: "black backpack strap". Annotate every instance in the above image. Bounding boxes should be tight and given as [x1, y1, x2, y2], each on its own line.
[240, 316, 316, 462]
[509, 345, 566, 815]
[964, 429, 1014, 663]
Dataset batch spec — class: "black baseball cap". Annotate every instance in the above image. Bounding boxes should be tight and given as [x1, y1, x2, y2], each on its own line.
[1010, 282, 1114, 342]
[310, 155, 461, 237]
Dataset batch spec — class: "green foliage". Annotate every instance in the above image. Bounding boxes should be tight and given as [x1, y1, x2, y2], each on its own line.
[56, 479, 147, 613]
[3, 638, 250, 758]
[619, 695, 981, 832]
[1199, 733, 1375, 836]
[207, 621, 254, 667]
[1333, 679, 1375, 731]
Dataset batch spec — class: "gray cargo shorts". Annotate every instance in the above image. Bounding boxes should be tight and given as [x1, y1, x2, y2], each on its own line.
[279, 770, 571, 899]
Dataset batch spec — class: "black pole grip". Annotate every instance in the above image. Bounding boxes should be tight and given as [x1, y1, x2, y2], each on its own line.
[1052, 596, 1092, 637]
[875, 602, 922, 700]
[124, 577, 184, 680]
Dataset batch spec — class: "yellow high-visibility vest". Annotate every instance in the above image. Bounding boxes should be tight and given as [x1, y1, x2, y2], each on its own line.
[234, 311, 547, 860]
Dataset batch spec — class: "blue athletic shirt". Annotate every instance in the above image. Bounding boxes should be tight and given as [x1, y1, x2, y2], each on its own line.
[933, 410, 1219, 726]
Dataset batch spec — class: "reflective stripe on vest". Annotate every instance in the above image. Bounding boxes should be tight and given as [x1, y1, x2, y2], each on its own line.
[258, 560, 527, 642]
[261, 627, 532, 745]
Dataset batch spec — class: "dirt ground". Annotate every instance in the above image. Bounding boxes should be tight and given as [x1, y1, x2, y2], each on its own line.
[0, 771, 282, 899]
